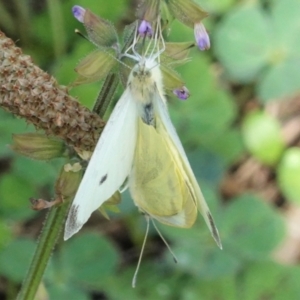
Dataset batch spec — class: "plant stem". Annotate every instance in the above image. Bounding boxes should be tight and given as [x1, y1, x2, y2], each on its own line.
[93, 73, 119, 118]
[17, 201, 70, 300]
[46, 0, 67, 58]
[92, 22, 137, 118]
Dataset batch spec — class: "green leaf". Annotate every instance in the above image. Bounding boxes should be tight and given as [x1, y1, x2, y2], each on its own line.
[104, 262, 184, 300]
[170, 85, 236, 147]
[214, 4, 272, 82]
[221, 194, 285, 259]
[61, 233, 119, 287]
[271, 0, 300, 53]
[273, 266, 300, 300]
[239, 261, 293, 300]
[182, 276, 238, 300]
[161, 224, 240, 279]
[0, 110, 35, 157]
[242, 110, 285, 166]
[12, 156, 61, 187]
[0, 174, 37, 221]
[258, 59, 300, 102]
[204, 128, 245, 166]
[0, 238, 36, 282]
[0, 220, 13, 252]
[195, 0, 237, 14]
[190, 91, 237, 143]
[277, 147, 300, 204]
[188, 149, 225, 186]
[47, 284, 90, 300]
[259, 0, 300, 102]
[240, 261, 300, 300]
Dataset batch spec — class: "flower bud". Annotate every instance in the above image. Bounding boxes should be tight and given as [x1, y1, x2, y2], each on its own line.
[173, 86, 190, 100]
[161, 65, 185, 94]
[72, 5, 86, 23]
[76, 8, 118, 48]
[167, 0, 208, 28]
[11, 133, 67, 160]
[136, 0, 160, 22]
[138, 20, 153, 37]
[55, 163, 83, 199]
[194, 22, 210, 50]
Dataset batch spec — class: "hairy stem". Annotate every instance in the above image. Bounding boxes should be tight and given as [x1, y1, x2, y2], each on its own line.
[93, 73, 119, 117]
[17, 201, 71, 300]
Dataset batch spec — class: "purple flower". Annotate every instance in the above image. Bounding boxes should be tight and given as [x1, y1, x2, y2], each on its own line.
[194, 22, 210, 51]
[72, 5, 86, 23]
[138, 20, 153, 37]
[173, 86, 190, 100]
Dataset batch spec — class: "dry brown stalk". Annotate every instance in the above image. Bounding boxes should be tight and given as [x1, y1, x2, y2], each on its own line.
[0, 30, 105, 151]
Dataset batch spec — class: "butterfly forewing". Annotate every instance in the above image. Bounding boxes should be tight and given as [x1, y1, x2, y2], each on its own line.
[64, 89, 138, 240]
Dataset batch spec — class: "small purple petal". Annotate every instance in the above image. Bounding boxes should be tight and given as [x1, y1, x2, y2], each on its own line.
[138, 20, 153, 37]
[173, 86, 190, 100]
[72, 5, 86, 23]
[194, 22, 210, 51]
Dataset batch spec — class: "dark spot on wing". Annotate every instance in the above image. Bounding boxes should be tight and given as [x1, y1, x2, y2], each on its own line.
[99, 174, 108, 185]
[68, 205, 79, 229]
[207, 212, 222, 249]
[64, 204, 82, 240]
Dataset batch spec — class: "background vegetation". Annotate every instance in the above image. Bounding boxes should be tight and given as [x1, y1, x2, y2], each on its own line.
[1, 0, 300, 299]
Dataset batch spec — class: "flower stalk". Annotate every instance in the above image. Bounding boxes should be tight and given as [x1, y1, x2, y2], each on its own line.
[17, 200, 71, 300]
[0, 31, 105, 152]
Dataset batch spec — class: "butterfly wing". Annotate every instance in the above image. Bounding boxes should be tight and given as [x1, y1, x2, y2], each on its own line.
[64, 89, 138, 240]
[130, 118, 186, 216]
[154, 90, 222, 248]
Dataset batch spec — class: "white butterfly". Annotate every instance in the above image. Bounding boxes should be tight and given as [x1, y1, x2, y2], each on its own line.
[64, 22, 221, 250]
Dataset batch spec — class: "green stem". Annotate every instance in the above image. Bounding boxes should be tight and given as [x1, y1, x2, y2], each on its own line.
[92, 22, 136, 118]
[12, 0, 31, 46]
[46, 0, 67, 58]
[17, 201, 70, 300]
[93, 73, 119, 118]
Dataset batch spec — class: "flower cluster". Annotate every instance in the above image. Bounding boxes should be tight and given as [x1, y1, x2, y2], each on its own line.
[136, 0, 210, 51]
[72, 0, 211, 101]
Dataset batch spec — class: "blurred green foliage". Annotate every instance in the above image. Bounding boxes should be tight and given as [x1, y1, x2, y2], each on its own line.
[0, 0, 300, 299]
[214, 0, 300, 102]
[242, 111, 285, 166]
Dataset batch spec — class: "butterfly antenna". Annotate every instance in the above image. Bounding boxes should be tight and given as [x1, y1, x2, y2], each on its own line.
[147, 17, 160, 61]
[123, 21, 141, 62]
[151, 219, 178, 263]
[132, 215, 150, 288]
[149, 19, 166, 71]
[158, 20, 165, 56]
